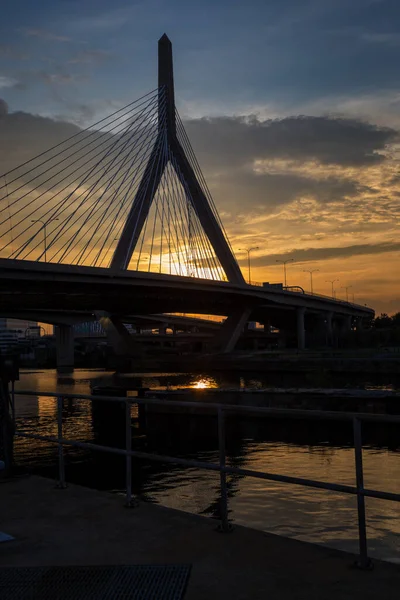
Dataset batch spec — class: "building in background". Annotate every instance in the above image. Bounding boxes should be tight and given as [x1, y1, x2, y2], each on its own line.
[0, 318, 39, 352]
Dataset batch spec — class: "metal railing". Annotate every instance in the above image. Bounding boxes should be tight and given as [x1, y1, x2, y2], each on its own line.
[247, 281, 368, 310]
[12, 390, 400, 569]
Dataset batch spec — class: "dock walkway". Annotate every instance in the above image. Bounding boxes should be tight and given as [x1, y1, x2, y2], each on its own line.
[0, 476, 399, 599]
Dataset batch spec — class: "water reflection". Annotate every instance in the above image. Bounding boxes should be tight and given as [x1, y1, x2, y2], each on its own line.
[190, 376, 218, 389]
[12, 368, 400, 563]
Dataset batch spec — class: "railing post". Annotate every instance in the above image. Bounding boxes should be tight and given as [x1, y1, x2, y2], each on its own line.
[10, 380, 15, 425]
[217, 407, 231, 532]
[125, 399, 135, 507]
[353, 417, 371, 569]
[56, 396, 66, 489]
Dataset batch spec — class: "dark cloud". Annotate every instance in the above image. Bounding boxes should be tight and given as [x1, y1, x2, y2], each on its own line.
[0, 106, 396, 223]
[0, 107, 147, 178]
[0, 98, 8, 117]
[250, 242, 400, 267]
[0, 111, 82, 174]
[215, 169, 366, 211]
[183, 114, 398, 168]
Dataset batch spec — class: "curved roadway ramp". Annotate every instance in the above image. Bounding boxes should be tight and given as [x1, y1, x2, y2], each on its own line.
[0, 564, 191, 599]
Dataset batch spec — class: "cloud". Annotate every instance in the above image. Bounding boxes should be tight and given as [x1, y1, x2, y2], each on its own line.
[0, 45, 28, 60]
[183, 114, 397, 169]
[22, 28, 73, 43]
[210, 169, 365, 213]
[251, 242, 400, 267]
[68, 49, 112, 65]
[16, 68, 88, 89]
[0, 98, 8, 117]
[0, 110, 82, 175]
[360, 32, 400, 47]
[0, 76, 19, 89]
[54, 102, 98, 125]
[37, 71, 87, 86]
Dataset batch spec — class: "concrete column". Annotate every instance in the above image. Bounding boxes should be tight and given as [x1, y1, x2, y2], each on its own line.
[297, 307, 306, 350]
[355, 317, 364, 332]
[325, 311, 333, 346]
[213, 307, 252, 353]
[338, 315, 352, 334]
[55, 324, 74, 372]
[97, 314, 139, 356]
[326, 312, 333, 337]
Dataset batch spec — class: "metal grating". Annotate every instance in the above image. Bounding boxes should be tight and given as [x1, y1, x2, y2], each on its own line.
[0, 564, 191, 599]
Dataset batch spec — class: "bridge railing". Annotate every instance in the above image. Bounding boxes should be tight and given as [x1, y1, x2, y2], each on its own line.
[13, 389, 400, 569]
[248, 281, 368, 310]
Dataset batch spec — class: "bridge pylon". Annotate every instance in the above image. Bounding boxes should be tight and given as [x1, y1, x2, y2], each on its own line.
[111, 35, 244, 284]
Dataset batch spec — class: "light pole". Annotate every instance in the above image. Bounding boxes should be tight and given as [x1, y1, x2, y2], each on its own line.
[239, 246, 259, 285]
[276, 258, 294, 287]
[326, 279, 339, 299]
[303, 268, 319, 295]
[341, 285, 352, 302]
[31, 218, 59, 262]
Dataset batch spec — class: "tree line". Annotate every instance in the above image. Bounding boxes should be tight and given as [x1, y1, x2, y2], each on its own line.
[373, 313, 400, 329]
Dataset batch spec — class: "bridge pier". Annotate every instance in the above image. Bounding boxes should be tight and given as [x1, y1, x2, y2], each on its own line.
[325, 312, 333, 345]
[55, 324, 74, 372]
[355, 317, 365, 332]
[337, 315, 352, 335]
[315, 311, 333, 347]
[213, 308, 252, 353]
[297, 307, 306, 351]
[97, 314, 138, 356]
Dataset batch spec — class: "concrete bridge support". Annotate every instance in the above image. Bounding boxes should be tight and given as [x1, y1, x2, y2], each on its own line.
[297, 307, 306, 350]
[55, 324, 74, 372]
[97, 314, 139, 356]
[355, 317, 365, 332]
[315, 311, 333, 347]
[213, 308, 252, 353]
[326, 312, 333, 345]
[337, 315, 352, 335]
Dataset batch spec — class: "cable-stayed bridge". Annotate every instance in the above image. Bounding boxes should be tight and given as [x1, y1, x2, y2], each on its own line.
[0, 35, 373, 368]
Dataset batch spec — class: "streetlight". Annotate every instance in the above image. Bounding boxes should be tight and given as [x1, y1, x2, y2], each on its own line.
[276, 258, 294, 287]
[303, 268, 319, 295]
[239, 246, 259, 285]
[31, 218, 59, 262]
[326, 279, 339, 299]
[341, 285, 352, 302]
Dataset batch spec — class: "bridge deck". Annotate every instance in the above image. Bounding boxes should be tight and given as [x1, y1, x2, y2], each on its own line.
[1, 476, 398, 599]
[0, 258, 373, 322]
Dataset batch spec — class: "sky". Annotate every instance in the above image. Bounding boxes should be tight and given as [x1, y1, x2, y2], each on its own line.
[1, 0, 400, 314]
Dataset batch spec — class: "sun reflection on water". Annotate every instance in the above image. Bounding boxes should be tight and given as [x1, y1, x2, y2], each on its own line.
[190, 377, 218, 389]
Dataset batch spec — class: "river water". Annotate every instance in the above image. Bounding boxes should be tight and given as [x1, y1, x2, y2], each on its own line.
[13, 368, 400, 563]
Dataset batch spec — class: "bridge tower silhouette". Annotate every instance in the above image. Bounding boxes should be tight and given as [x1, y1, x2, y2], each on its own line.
[0, 34, 244, 285]
[112, 35, 244, 284]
